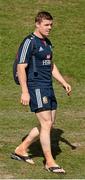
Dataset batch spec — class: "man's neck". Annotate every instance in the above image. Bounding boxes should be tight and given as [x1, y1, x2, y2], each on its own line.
[33, 30, 45, 39]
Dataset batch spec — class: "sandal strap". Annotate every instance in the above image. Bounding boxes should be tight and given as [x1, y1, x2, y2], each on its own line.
[14, 153, 32, 160]
[49, 166, 61, 171]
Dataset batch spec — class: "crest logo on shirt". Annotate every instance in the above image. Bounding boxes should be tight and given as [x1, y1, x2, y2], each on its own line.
[42, 96, 48, 104]
[46, 54, 51, 59]
[39, 46, 44, 52]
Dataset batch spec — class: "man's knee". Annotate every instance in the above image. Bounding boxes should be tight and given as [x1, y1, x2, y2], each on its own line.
[42, 118, 52, 129]
[36, 111, 53, 129]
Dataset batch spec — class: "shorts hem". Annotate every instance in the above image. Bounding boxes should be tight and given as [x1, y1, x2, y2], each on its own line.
[33, 107, 57, 113]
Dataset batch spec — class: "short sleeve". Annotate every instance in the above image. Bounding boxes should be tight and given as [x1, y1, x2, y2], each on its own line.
[17, 37, 32, 64]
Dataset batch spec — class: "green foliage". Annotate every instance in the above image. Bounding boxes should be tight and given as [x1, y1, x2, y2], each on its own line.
[0, 0, 85, 178]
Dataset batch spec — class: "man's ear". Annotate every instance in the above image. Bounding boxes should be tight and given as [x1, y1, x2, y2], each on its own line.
[35, 22, 40, 28]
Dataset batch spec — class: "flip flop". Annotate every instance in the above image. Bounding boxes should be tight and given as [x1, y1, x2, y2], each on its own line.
[11, 153, 34, 164]
[44, 165, 65, 174]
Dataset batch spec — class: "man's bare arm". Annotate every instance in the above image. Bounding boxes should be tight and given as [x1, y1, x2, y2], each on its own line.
[52, 63, 71, 95]
[17, 64, 30, 105]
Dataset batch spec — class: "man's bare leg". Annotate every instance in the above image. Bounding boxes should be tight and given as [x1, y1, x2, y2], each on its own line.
[15, 110, 56, 156]
[36, 110, 65, 173]
[36, 110, 56, 165]
[51, 109, 56, 127]
[15, 127, 39, 156]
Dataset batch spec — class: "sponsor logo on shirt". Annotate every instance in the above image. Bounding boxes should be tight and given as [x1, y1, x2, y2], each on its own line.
[42, 60, 51, 65]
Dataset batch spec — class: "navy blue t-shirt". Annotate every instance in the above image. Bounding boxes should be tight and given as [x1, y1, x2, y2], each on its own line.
[17, 33, 53, 88]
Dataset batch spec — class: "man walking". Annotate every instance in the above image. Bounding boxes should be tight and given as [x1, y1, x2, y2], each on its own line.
[11, 11, 71, 173]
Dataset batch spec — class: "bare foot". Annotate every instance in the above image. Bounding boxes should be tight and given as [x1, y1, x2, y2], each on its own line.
[15, 146, 28, 156]
[45, 162, 65, 173]
[45, 164, 65, 173]
[14, 146, 34, 164]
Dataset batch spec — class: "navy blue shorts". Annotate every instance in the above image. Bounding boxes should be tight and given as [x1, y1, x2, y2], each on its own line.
[29, 87, 57, 113]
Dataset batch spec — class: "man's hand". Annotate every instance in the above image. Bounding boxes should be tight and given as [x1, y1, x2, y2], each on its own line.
[63, 83, 71, 96]
[21, 92, 30, 105]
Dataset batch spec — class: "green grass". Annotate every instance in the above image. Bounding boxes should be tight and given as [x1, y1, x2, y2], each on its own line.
[0, 0, 85, 178]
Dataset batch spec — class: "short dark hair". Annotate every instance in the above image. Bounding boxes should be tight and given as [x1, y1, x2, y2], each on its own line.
[35, 11, 53, 23]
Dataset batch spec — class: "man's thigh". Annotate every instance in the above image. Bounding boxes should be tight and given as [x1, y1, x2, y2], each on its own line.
[35, 110, 52, 127]
[36, 109, 57, 127]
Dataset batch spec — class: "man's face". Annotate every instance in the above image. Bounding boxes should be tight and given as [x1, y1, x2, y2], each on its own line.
[36, 19, 53, 37]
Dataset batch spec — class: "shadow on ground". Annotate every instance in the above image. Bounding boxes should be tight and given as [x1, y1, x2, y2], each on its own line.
[22, 128, 76, 160]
